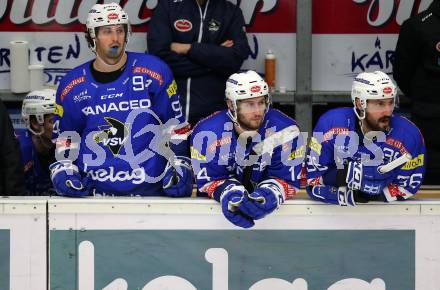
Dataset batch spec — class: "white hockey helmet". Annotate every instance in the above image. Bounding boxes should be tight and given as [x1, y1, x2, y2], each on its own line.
[351, 71, 397, 119]
[86, 2, 131, 52]
[22, 89, 56, 136]
[225, 70, 271, 124]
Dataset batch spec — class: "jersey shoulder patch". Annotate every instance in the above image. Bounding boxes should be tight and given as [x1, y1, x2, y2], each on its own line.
[57, 62, 90, 103]
[130, 52, 174, 88]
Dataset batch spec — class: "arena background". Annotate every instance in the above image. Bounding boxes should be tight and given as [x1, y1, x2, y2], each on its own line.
[0, 0, 425, 135]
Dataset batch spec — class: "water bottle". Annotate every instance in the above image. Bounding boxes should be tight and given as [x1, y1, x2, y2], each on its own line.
[265, 50, 276, 92]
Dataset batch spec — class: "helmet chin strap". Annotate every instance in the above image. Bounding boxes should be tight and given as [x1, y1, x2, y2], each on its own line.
[355, 107, 369, 137]
[28, 121, 45, 136]
[352, 99, 366, 120]
[359, 118, 381, 141]
[30, 127, 44, 136]
[359, 119, 367, 136]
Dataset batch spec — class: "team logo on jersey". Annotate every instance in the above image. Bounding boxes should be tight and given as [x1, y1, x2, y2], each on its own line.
[174, 19, 192, 32]
[208, 19, 221, 32]
[93, 117, 129, 156]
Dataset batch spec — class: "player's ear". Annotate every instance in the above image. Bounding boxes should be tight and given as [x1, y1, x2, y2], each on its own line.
[355, 98, 362, 110]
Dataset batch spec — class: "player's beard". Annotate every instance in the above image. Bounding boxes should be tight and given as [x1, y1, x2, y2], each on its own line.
[32, 133, 55, 155]
[237, 112, 264, 131]
[365, 115, 391, 132]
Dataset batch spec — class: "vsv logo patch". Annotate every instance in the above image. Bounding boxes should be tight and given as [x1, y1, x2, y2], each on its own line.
[93, 117, 129, 156]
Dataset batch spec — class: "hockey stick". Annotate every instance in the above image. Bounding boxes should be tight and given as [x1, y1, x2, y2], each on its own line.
[377, 153, 412, 174]
[240, 125, 301, 193]
[252, 125, 301, 156]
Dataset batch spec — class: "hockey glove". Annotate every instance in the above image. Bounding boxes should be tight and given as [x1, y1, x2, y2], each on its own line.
[308, 185, 357, 206]
[238, 186, 281, 220]
[49, 160, 89, 197]
[336, 186, 357, 206]
[346, 160, 393, 196]
[162, 156, 193, 197]
[220, 185, 254, 228]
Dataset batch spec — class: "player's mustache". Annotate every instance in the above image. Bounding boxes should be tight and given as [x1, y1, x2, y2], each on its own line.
[379, 116, 390, 123]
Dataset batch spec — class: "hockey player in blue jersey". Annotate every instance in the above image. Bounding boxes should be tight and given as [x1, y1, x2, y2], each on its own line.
[190, 71, 303, 228]
[17, 89, 56, 195]
[50, 3, 192, 197]
[306, 71, 426, 206]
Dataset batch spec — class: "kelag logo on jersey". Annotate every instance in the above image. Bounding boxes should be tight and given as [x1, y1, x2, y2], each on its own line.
[93, 117, 129, 156]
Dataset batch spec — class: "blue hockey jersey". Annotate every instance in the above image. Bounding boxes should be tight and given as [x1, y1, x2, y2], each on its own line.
[306, 107, 426, 202]
[17, 129, 55, 196]
[53, 52, 189, 196]
[148, 0, 250, 124]
[190, 109, 303, 202]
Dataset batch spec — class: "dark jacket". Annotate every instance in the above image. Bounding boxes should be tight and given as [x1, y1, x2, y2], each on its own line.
[0, 100, 25, 196]
[393, 0, 440, 113]
[148, 0, 250, 124]
[393, 1, 440, 184]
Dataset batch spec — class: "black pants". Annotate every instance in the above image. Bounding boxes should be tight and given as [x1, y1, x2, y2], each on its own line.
[412, 109, 440, 185]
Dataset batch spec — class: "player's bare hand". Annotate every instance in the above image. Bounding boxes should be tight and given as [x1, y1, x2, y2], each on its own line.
[221, 40, 234, 48]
